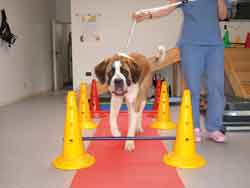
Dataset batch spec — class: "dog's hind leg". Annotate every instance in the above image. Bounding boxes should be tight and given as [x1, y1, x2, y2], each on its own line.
[134, 74, 151, 134]
[110, 94, 123, 137]
[136, 100, 146, 134]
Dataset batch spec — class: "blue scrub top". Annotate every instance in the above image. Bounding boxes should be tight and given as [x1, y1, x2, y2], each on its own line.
[179, 0, 232, 46]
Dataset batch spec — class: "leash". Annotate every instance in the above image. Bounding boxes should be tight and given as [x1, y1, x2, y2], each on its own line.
[124, 20, 137, 53]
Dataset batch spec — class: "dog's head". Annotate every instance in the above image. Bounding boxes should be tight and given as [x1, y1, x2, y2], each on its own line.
[95, 53, 141, 96]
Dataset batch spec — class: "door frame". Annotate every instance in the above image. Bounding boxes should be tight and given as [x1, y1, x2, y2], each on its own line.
[51, 19, 71, 91]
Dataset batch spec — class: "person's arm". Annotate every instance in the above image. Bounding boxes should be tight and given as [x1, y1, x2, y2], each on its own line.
[218, 0, 228, 20]
[132, 0, 178, 23]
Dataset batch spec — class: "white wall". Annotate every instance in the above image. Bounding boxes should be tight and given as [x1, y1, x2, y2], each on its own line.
[0, 0, 57, 106]
[71, 0, 183, 89]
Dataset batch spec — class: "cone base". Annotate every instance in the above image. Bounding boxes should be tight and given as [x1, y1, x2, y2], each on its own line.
[151, 121, 176, 130]
[53, 153, 95, 170]
[80, 120, 97, 130]
[163, 152, 206, 169]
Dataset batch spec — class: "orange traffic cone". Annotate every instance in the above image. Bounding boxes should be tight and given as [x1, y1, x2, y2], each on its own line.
[79, 82, 97, 129]
[235, 35, 241, 44]
[163, 90, 206, 169]
[90, 79, 105, 118]
[52, 91, 95, 170]
[231, 35, 242, 48]
[150, 81, 176, 130]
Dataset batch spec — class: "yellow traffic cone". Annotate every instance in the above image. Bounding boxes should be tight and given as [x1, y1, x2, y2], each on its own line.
[79, 82, 97, 129]
[52, 91, 95, 170]
[151, 81, 176, 130]
[163, 90, 206, 168]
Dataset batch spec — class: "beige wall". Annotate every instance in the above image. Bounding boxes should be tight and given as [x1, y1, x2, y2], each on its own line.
[56, 0, 71, 22]
[0, 0, 72, 106]
[71, 0, 184, 89]
[0, 0, 56, 106]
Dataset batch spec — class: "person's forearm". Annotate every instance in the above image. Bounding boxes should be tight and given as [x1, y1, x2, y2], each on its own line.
[148, 5, 177, 19]
[133, 0, 179, 22]
[145, 0, 180, 19]
[218, 0, 228, 20]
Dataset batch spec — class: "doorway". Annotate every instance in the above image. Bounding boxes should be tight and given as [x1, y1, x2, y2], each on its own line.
[52, 20, 72, 91]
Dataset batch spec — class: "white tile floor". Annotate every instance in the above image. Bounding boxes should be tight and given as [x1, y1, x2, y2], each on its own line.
[0, 92, 250, 188]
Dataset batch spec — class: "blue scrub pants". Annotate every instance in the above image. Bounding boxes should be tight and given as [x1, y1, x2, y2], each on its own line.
[180, 44, 225, 132]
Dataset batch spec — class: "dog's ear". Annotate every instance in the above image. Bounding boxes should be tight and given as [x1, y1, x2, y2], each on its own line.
[128, 61, 141, 84]
[95, 59, 109, 84]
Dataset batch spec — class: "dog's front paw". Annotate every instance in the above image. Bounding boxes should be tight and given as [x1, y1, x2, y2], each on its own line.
[111, 128, 121, 137]
[136, 126, 144, 134]
[125, 140, 135, 152]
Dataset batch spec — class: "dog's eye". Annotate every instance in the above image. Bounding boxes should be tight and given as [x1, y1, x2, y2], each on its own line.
[121, 68, 129, 77]
[108, 69, 115, 77]
[108, 68, 115, 78]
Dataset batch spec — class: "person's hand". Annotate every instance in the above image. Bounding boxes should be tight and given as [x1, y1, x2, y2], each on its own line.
[132, 10, 152, 23]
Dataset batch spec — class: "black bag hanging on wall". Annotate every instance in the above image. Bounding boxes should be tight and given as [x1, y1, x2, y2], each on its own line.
[0, 9, 16, 47]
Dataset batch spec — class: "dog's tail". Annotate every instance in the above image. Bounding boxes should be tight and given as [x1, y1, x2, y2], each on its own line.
[149, 46, 180, 72]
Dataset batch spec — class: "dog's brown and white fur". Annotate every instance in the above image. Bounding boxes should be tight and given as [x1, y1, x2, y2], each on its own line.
[95, 46, 180, 151]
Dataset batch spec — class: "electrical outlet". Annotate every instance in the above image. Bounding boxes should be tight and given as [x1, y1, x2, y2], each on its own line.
[85, 72, 92, 77]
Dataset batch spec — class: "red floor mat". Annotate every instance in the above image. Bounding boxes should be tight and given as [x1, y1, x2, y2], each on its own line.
[71, 113, 184, 188]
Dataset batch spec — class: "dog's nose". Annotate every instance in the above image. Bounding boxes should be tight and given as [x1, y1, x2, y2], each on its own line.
[114, 78, 124, 86]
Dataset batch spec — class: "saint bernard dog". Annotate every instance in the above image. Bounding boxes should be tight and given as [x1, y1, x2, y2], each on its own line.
[94, 46, 180, 151]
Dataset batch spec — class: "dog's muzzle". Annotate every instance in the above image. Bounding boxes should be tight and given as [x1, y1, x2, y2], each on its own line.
[112, 78, 127, 96]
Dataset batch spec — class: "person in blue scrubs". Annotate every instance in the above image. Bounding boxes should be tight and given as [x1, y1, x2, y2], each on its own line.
[133, 0, 232, 142]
